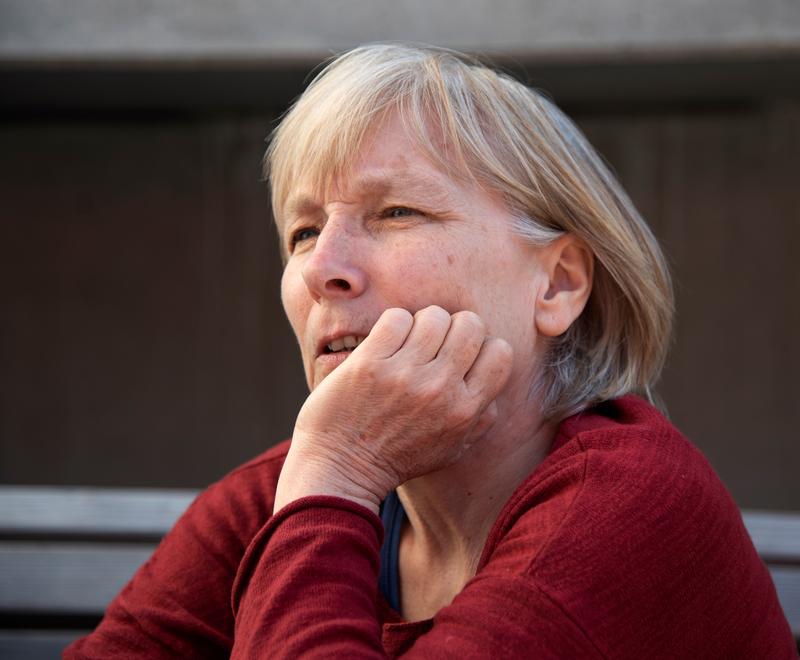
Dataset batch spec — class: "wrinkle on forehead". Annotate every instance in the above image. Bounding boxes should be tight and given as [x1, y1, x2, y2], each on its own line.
[285, 167, 462, 220]
[278, 111, 476, 221]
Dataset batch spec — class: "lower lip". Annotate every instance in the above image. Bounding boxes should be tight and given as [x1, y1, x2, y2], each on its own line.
[315, 350, 354, 377]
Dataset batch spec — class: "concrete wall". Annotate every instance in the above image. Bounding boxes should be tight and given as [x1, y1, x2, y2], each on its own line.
[2, 0, 799, 61]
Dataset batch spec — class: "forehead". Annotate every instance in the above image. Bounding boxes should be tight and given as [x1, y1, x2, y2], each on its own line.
[282, 116, 467, 221]
[285, 169, 460, 221]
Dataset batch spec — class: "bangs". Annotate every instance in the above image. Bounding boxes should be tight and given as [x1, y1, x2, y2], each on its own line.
[265, 45, 482, 224]
[267, 83, 394, 221]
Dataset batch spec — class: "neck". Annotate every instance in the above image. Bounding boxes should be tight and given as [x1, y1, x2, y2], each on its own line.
[397, 391, 555, 571]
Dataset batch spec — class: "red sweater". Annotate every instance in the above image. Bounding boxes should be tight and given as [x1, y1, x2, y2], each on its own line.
[66, 397, 795, 658]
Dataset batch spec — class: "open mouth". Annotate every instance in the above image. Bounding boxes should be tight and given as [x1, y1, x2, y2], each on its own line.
[323, 335, 366, 354]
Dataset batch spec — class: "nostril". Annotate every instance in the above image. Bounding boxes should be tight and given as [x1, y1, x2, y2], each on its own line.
[329, 278, 351, 291]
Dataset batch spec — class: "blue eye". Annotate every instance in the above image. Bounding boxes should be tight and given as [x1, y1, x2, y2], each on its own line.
[385, 207, 417, 218]
[290, 227, 319, 249]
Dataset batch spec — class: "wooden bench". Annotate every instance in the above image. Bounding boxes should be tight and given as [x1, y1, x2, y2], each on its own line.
[0, 486, 798, 658]
[0, 486, 198, 658]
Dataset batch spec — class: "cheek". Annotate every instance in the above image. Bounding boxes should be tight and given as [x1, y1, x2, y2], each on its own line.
[385, 255, 476, 315]
[280, 266, 310, 337]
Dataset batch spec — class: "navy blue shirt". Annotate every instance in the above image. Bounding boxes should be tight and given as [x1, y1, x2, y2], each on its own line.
[378, 491, 405, 612]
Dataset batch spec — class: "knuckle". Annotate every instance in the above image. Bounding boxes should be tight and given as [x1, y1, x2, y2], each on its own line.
[454, 309, 484, 328]
[449, 409, 474, 432]
[384, 367, 411, 391]
[384, 306, 411, 321]
[491, 338, 514, 364]
[417, 305, 450, 326]
[417, 372, 446, 398]
[382, 307, 413, 330]
[448, 396, 477, 425]
[453, 310, 486, 338]
[483, 401, 499, 425]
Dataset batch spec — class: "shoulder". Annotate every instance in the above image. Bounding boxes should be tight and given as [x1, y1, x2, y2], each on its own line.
[488, 396, 725, 557]
[142, 438, 293, 567]
[218, 438, 292, 489]
[130, 439, 294, 615]
[482, 397, 789, 656]
[502, 395, 748, 569]
[182, 439, 292, 540]
[557, 396, 733, 526]
[65, 439, 295, 657]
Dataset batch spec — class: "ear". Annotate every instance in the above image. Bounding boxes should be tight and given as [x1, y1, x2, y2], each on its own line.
[534, 235, 594, 337]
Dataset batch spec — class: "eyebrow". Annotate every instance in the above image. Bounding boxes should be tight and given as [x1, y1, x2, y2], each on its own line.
[283, 169, 457, 221]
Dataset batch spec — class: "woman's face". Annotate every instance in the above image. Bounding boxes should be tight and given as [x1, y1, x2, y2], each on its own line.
[278, 114, 547, 398]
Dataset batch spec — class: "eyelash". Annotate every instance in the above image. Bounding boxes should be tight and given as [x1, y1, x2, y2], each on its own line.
[382, 206, 419, 219]
[289, 227, 319, 249]
[288, 207, 422, 252]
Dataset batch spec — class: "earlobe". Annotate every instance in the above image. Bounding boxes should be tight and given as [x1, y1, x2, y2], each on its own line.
[534, 236, 594, 337]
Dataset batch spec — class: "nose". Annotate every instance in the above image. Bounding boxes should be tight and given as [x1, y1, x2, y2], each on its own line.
[301, 217, 368, 303]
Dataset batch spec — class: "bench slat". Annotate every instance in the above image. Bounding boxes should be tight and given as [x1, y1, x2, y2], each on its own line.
[742, 510, 800, 562]
[0, 542, 155, 614]
[2, 549, 796, 636]
[0, 631, 86, 660]
[0, 487, 197, 537]
[0, 492, 796, 642]
[770, 567, 800, 637]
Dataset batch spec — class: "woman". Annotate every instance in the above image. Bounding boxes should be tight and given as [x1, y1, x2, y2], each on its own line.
[67, 44, 794, 658]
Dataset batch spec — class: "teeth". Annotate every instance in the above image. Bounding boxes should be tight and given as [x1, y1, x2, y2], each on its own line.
[326, 335, 366, 352]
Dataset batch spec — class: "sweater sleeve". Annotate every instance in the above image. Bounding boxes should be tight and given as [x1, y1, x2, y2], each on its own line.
[64, 449, 286, 659]
[230, 496, 601, 659]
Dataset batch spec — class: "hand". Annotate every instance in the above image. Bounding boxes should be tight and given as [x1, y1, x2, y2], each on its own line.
[274, 306, 513, 514]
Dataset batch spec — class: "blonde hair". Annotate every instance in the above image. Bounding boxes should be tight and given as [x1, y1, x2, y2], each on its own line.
[266, 43, 674, 421]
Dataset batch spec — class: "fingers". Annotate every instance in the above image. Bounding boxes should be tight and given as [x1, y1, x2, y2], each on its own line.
[359, 308, 414, 359]
[435, 310, 486, 377]
[401, 307, 512, 422]
[400, 306, 453, 364]
[359, 307, 511, 414]
[464, 337, 513, 404]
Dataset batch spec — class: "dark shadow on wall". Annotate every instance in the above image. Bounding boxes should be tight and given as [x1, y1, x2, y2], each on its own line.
[0, 58, 798, 507]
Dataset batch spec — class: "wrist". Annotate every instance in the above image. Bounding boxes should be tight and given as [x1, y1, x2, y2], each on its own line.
[273, 443, 390, 516]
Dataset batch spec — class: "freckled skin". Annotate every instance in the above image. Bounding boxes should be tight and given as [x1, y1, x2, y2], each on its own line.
[279, 113, 546, 397]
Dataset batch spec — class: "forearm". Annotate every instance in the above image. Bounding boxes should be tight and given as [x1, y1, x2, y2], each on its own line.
[231, 496, 387, 659]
